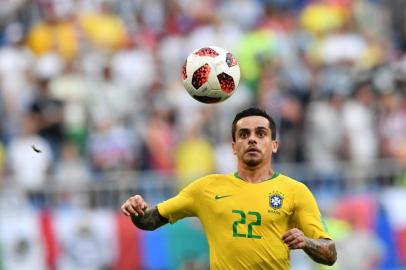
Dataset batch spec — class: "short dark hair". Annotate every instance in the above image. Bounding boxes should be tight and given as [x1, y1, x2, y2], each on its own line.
[231, 107, 277, 141]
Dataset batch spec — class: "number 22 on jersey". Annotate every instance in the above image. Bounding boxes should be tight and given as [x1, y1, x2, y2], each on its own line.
[232, 210, 262, 239]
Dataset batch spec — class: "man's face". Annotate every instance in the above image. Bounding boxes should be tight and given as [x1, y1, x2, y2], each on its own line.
[232, 116, 278, 168]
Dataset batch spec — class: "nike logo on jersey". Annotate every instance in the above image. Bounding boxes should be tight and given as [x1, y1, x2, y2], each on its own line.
[215, 195, 232, 200]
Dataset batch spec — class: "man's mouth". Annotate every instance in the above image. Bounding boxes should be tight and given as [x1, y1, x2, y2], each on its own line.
[246, 148, 260, 153]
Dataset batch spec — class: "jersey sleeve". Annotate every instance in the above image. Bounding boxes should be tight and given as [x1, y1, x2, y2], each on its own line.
[157, 177, 206, 224]
[293, 183, 331, 240]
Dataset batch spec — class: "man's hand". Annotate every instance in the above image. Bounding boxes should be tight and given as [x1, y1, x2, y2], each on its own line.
[121, 195, 148, 217]
[282, 228, 337, 266]
[281, 228, 307, 249]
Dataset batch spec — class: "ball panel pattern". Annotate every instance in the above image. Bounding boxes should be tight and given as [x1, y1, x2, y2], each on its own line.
[217, 72, 235, 93]
[192, 95, 222, 103]
[226, 52, 238, 67]
[192, 63, 211, 89]
[194, 47, 219, 57]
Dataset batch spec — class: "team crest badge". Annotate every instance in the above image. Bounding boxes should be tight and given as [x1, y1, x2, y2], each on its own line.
[269, 192, 284, 209]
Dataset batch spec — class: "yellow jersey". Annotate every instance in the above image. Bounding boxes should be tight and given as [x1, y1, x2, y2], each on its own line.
[157, 172, 330, 270]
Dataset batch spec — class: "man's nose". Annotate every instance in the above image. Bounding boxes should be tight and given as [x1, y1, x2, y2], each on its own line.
[248, 135, 257, 144]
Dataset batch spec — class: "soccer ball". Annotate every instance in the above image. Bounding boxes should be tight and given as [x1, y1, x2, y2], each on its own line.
[182, 46, 240, 104]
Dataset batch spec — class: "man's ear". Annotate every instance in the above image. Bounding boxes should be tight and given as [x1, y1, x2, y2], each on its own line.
[232, 141, 236, 155]
[272, 140, 278, 153]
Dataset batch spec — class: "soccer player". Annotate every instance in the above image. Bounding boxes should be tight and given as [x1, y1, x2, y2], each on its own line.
[121, 107, 337, 269]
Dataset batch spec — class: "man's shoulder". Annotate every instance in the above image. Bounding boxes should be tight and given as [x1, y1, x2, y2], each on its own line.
[195, 173, 231, 184]
[277, 174, 308, 189]
[181, 173, 231, 194]
[184, 173, 230, 186]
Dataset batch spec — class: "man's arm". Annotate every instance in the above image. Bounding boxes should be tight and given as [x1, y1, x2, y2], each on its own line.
[121, 195, 169, 231]
[282, 228, 337, 266]
[303, 238, 337, 266]
[130, 207, 169, 231]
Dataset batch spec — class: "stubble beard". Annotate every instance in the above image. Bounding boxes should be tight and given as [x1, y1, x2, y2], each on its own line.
[243, 155, 262, 167]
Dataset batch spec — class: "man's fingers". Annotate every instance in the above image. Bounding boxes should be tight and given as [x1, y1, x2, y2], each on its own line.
[281, 231, 297, 242]
[127, 195, 147, 216]
[282, 234, 295, 244]
[135, 196, 148, 214]
[129, 203, 142, 216]
[282, 228, 306, 249]
[287, 238, 303, 249]
[133, 200, 144, 213]
[136, 203, 148, 215]
[120, 195, 148, 217]
[122, 204, 137, 216]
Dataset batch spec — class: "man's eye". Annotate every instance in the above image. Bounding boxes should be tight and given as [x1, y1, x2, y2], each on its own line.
[239, 132, 248, 138]
[257, 131, 266, 138]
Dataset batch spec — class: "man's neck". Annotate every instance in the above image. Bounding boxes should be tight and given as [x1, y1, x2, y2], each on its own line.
[236, 165, 274, 184]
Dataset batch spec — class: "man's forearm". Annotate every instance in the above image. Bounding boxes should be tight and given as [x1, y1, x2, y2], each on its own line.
[130, 207, 168, 231]
[303, 238, 337, 266]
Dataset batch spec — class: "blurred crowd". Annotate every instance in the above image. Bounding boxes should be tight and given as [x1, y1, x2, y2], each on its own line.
[0, 0, 406, 195]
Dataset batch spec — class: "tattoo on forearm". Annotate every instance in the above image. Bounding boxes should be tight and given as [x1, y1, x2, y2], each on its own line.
[304, 238, 337, 266]
[130, 207, 168, 231]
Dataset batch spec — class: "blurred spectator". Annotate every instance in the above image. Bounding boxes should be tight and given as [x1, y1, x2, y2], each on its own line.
[6, 114, 52, 203]
[257, 67, 285, 123]
[87, 119, 135, 175]
[87, 63, 134, 125]
[383, 0, 406, 51]
[281, 49, 316, 104]
[0, 0, 25, 25]
[351, 0, 389, 69]
[48, 60, 88, 152]
[305, 92, 345, 190]
[175, 124, 215, 189]
[139, 107, 176, 175]
[342, 81, 379, 189]
[317, 64, 353, 97]
[378, 90, 406, 165]
[79, 1, 127, 50]
[219, 0, 264, 31]
[277, 95, 305, 162]
[236, 28, 278, 90]
[27, 6, 78, 60]
[318, 21, 368, 66]
[29, 77, 65, 163]
[300, 0, 347, 36]
[54, 141, 91, 207]
[352, 0, 389, 41]
[0, 22, 35, 137]
[111, 36, 156, 103]
[34, 51, 65, 80]
[54, 141, 91, 187]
